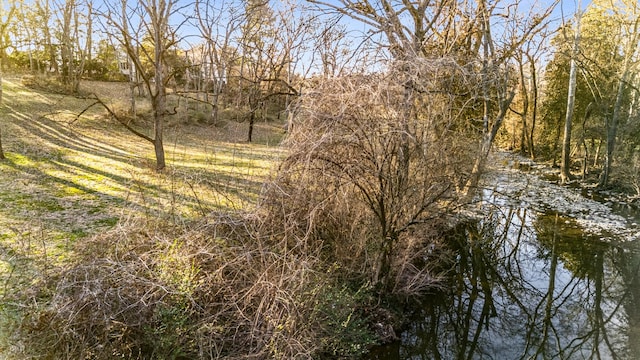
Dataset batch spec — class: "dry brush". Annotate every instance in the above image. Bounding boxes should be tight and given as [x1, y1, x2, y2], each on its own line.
[6, 59, 485, 359]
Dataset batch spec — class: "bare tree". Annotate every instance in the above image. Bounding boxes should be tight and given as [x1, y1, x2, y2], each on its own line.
[510, 14, 553, 160]
[314, 19, 353, 78]
[37, 0, 59, 74]
[98, 0, 186, 170]
[192, 0, 243, 124]
[307, 0, 556, 198]
[560, 0, 582, 184]
[235, 0, 310, 142]
[55, 0, 93, 93]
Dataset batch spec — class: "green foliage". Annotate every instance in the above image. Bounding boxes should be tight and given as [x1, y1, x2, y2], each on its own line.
[538, 4, 629, 164]
[311, 284, 377, 357]
[88, 40, 127, 81]
[141, 299, 193, 359]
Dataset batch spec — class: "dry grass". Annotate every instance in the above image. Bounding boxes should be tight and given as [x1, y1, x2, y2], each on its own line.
[6, 211, 377, 359]
[0, 75, 283, 264]
[10, 214, 324, 359]
[0, 75, 379, 359]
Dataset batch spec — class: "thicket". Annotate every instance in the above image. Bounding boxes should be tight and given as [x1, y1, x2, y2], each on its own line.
[5, 62, 479, 359]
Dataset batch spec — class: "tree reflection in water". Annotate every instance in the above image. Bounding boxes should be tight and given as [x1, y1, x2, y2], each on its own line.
[369, 206, 640, 359]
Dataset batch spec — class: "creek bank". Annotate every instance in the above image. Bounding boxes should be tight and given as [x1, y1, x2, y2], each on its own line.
[469, 150, 640, 244]
[366, 150, 640, 359]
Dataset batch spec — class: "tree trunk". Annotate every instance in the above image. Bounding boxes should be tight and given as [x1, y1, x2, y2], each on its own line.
[463, 2, 514, 199]
[560, 7, 581, 184]
[60, 0, 74, 91]
[581, 140, 588, 179]
[0, 52, 4, 159]
[153, 89, 166, 170]
[154, 134, 165, 170]
[248, 111, 255, 142]
[121, 1, 137, 116]
[129, 78, 137, 116]
[0, 127, 5, 160]
[153, 48, 166, 171]
[0, 58, 3, 159]
[517, 53, 530, 156]
[520, 114, 528, 155]
[528, 54, 538, 160]
[600, 66, 631, 187]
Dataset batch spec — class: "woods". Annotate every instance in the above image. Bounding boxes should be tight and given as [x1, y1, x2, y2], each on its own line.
[5, 0, 639, 188]
[1, 0, 640, 358]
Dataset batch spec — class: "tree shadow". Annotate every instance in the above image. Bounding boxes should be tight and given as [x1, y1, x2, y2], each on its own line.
[2, 101, 276, 220]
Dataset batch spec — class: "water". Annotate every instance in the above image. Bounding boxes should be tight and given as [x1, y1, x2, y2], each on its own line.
[368, 205, 640, 359]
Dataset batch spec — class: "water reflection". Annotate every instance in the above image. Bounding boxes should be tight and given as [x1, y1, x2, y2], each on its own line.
[369, 207, 640, 359]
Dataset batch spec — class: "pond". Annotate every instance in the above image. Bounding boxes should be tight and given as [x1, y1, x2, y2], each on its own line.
[369, 155, 640, 359]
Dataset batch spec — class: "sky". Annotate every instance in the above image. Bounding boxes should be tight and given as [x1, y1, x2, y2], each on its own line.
[6, 0, 597, 75]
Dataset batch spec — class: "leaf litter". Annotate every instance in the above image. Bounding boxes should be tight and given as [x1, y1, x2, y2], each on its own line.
[476, 151, 640, 244]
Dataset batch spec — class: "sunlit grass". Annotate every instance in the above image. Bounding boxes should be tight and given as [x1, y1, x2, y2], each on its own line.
[0, 75, 285, 292]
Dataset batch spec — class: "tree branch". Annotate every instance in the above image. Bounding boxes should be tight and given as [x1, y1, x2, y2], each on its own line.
[75, 94, 155, 143]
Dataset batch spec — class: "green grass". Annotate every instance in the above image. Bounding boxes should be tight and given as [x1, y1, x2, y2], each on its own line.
[0, 75, 285, 290]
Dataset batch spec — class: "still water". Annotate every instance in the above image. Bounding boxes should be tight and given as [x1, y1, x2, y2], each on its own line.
[369, 201, 640, 359]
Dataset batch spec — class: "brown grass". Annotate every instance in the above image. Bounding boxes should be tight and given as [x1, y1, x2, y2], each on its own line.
[11, 214, 327, 359]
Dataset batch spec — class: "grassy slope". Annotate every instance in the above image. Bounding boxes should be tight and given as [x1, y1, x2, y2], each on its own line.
[0, 76, 284, 297]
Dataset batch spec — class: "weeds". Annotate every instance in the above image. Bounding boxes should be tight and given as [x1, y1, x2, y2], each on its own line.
[7, 213, 377, 359]
[261, 67, 468, 293]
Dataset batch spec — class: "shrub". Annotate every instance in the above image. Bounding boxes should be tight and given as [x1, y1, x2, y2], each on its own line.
[8, 214, 376, 359]
[260, 63, 473, 293]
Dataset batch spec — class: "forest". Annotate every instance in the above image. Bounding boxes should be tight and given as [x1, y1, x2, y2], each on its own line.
[0, 0, 639, 358]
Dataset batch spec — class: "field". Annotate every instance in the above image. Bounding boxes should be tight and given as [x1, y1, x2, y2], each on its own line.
[0, 77, 285, 339]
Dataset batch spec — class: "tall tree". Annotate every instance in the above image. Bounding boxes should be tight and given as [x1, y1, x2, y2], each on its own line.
[560, 0, 582, 184]
[98, 0, 185, 170]
[238, 0, 275, 142]
[10, 0, 40, 72]
[193, 0, 243, 124]
[599, 0, 640, 187]
[541, 1, 627, 181]
[236, 0, 305, 141]
[37, 0, 58, 74]
[510, 24, 551, 160]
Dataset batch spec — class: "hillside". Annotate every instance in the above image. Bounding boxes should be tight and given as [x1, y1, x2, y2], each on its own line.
[0, 77, 284, 254]
[0, 77, 287, 355]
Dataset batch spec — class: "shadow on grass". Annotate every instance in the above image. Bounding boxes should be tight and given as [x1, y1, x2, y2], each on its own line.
[8, 106, 142, 164]
[3, 99, 279, 220]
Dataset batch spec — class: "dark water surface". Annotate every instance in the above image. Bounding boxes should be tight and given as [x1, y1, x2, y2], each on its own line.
[369, 200, 640, 359]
